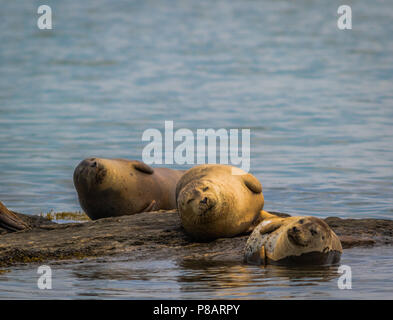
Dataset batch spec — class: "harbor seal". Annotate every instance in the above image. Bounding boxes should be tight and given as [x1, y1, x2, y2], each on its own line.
[244, 211, 342, 266]
[0, 201, 29, 232]
[73, 158, 184, 220]
[175, 164, 264, 240]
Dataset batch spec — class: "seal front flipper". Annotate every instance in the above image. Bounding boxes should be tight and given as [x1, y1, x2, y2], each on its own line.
[133, 161, 154, 174]
[142, 200, 158, 212]
[258, 217, 284, 235]
[0, 201, 30, 232]
[241, 174, 262, 194]
[246, 210, 284, 234]
[260, 210, 279, 220]
[259, 245, 267, 266]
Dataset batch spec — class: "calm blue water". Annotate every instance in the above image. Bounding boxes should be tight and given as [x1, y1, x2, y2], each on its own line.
[1, 0, 393, 299]
[1, 247, 393, 299]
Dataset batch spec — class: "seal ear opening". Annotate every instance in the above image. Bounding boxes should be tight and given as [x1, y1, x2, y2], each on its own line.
[242, 174, 262, 194]
[133, 161, 154, 174]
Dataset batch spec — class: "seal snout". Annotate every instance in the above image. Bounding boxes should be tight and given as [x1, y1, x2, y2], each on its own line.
[287, 224, 311, 247]
[197, 196, 216, 215]
[292, 226, 299, 233]
[83, 158, 98, 168]
[73, 157, 107, 190]
[178, 181, 218, 217]
[89, 158, 97, 168]
[287, 218, 326, 248]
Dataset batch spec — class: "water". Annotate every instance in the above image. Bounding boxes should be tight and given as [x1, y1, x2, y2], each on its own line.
[1, 247, 393, 299]
[0, 0, 393, 299]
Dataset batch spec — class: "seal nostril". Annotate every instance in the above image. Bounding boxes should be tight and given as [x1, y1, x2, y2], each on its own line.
[292, 226, 298, 233]
[200, 197, 208, 204]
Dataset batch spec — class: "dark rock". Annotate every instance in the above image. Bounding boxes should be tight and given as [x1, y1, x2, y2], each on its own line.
[0, 209, 393, 268]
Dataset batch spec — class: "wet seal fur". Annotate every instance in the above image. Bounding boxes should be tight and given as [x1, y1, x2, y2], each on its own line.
[244, 211, 342, 266]
[176, 164, 264, 240]
[74, 158, 184, 220]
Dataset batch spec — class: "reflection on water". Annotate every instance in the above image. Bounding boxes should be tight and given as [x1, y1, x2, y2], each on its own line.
[1, 247, 393, 299]
[176, 260, 340, 299]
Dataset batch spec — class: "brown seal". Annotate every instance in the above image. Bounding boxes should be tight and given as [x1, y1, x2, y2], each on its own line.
[244, 211, 343, 266]
[73, 158, 184, 220]
[176, 164, 264, 240]
[0, 201, 29, 232]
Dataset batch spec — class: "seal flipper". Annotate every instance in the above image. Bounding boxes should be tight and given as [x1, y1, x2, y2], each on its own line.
[260, 210, 279, 220]
[0, 201, 29, 232]
[258, 217, 284, 235]
[245, 210, 283, 234]
[141, 200, 158, 212]
[241, 174, 262, 194]
[133, 161, 154, 174]
[260, 245, 267, 266]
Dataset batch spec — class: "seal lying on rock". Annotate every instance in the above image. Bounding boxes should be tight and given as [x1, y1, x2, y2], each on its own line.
[74, 158, 184, 220]
[0, 201, 30, 232]
[176, 164, 264, 240]
[244, 211, 342, 266]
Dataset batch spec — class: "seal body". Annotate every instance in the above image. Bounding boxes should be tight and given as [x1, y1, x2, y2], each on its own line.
[244, 211, 342, 266]
[73, 158, 184, 220]
[176, 164, 264, 240]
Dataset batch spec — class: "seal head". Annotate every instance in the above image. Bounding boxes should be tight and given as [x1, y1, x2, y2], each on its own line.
[176, 164, 264, 240]
[244, 211, 342, 266]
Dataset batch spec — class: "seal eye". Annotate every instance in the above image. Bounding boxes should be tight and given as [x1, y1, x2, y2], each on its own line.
[202, 187, 209, 191]
[299, 219, 304, 224]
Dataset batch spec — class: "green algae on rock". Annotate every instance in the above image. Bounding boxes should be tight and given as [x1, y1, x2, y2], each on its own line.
[40, 211, 90, 222]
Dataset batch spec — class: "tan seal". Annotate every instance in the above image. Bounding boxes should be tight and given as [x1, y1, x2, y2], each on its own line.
[73, 158, 184, 220]
[244, 211, 342, 266]
[175, 164, 264, 240]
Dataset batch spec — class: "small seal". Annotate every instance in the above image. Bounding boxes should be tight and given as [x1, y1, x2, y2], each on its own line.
[244, 211, 342, 266]
[73, 158, 184, 220]
[176, 164, 264, 240]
